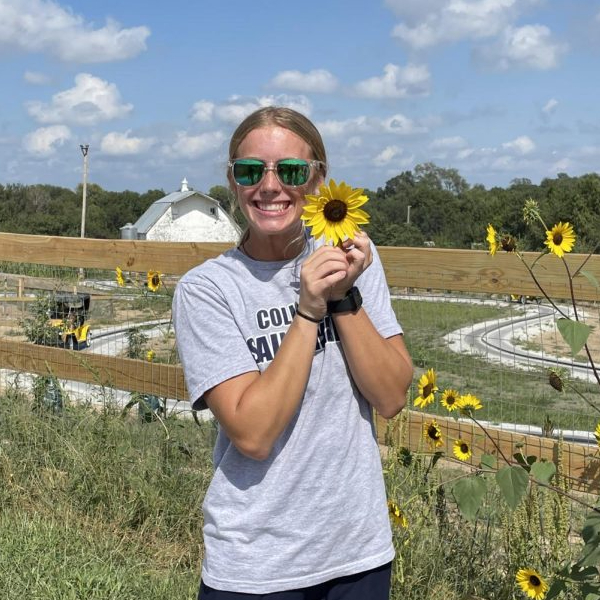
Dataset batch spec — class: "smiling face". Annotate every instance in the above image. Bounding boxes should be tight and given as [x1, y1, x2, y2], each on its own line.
[230, 126, 323, 260]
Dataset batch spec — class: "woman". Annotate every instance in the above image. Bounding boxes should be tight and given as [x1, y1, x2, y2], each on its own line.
[173, 106, 413, 599]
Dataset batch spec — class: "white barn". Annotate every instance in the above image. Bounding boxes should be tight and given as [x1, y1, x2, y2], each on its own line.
[123, 178, 241, 242]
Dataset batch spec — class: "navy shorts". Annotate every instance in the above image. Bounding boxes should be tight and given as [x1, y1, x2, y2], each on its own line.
[198, 562, 392, 600]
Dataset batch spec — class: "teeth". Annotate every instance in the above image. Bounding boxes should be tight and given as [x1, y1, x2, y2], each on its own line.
[256, 202, 289, 212]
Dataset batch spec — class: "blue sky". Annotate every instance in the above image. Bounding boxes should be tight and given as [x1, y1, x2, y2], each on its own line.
[1, 0, 599, 195]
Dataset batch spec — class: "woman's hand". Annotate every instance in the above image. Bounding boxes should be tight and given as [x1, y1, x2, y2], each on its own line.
[328, 231, 373, 301]
[298, 245, 349, 320]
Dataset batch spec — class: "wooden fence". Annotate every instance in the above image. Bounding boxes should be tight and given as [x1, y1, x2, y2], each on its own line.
[1, 232, 600, 492]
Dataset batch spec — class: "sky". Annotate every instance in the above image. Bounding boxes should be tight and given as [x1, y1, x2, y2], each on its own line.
[1, 0, 600, 196]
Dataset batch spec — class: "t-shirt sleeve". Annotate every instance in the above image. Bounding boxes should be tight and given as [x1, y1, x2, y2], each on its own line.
[173, 273, 259, 411]
[357, 242, 403, 339]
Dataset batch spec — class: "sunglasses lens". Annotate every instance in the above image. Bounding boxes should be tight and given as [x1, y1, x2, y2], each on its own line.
[232, 159, 265, 186]
[277, 159, 311, 186]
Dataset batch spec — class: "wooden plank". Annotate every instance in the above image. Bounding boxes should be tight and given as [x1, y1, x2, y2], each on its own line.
[375, 411, 599, 494]
[0, 339, 188, 401]
[379, 247, 600, 301]
[1, 232, 598, 299]
[0, 232, 233, 275]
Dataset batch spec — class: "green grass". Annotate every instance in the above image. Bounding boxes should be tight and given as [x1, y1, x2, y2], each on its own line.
[394, 298, 600, 433]
[0, 395, 215, 599]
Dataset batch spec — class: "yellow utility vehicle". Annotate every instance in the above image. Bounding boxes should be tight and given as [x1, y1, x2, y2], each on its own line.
[48, 293, 92, 350]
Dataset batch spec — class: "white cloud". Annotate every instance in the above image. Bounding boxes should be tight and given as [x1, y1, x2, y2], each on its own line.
[164, 130, 226, 159]
[542, 98, 558, 115]
[23, 70, 50, 85]
[270, 69, 338, 94]
[502, 135, 535, 154]
[550, 157, 572, 174]
[100, 130, 156, 155]
[316, 116, 373, 138]
[26, 73, 133, 126]
[22, 124, 71, 155]
[382, 113, 427, 135]
[373, 145, 403, 166]
[0, 0, 149, 62]
[353, 63, 430, 98]
[347, 136, 362, 148]
[475, 25, 567, 70]
[430, 136, 468, 149]
[191, 95, 312, 125]
[191, 101, 215, 122]
[391, 0, 532, 49]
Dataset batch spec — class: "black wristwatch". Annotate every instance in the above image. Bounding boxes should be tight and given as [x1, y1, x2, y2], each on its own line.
[327, 286, 362, 314]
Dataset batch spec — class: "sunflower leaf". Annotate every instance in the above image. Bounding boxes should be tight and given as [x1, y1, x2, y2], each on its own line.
[556, 318, 592, 356]
[545, 578, 567, 600]
[531, 460, 556, 484]
[582, 583, 600, 600]
[496, 465, 529, 510]
[480, 454, 497, 470]
[452, 476, 487, 521]
[579, 270, 600, 290]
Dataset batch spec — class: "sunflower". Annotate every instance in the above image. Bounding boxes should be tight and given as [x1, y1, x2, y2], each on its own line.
[414, 368, 439, 408]
[440, 389, 460, 412]
[115, 266, 125, 287]
[457, 393, 483, 413]
[301, 179, 369, 246]
[146, 350, 156, 362]
[594, 422, 600, 449]
[423, 419, 444, 449]
[388, 500, 408, 529]
[147, 271, 162, 292]
[486, 224, 498, 256]
[500, 235, 517, 253]
[453, 438, 472, 461]
[545, 222, 576, 258]
[515, 568, 549, 600]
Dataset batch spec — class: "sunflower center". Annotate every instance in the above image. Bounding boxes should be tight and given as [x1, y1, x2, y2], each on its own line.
[530, 576, 541, 586]
[151, 274, 160, 286]
[323, 199, 348, 222]
[428, 425, 440, 439]
[460, 443, 469, 453]
[447, 396, 456, 405]
[553, 232, 563, 245]
[423, 383, 433, 397]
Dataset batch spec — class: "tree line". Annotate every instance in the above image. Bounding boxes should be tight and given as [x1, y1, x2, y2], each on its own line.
[1, 163, 599, 252]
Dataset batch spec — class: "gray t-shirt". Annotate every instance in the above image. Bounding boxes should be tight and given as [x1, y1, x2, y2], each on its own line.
[173, 237, 402, 593]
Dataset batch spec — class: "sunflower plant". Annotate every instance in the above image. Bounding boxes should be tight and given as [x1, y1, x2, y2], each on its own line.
[484, 204, 600, 598]
[406, 366, 600, 600]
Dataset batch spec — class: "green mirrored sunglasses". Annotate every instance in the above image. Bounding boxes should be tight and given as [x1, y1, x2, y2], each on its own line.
[228, 158, 325, 187]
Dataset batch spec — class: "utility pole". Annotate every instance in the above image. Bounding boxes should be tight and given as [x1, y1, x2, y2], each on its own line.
[79, 144, 89, 280]
[80, 144, 89, 238]
[406, 205, 411, 225]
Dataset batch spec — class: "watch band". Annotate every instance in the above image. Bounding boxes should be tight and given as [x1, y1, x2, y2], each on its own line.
[327, 286, 362, 314]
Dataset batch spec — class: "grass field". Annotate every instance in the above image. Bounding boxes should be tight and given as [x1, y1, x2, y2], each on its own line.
[394, 297, 600, 434]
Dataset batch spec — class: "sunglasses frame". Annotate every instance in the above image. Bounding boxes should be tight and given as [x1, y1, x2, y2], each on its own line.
[228, 157, 325, 188]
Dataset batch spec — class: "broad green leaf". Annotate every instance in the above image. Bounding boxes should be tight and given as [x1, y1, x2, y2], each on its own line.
[569, 566, 599, 581]
[557, 318, 592, 356]
[452, 476, 487, 521]
[496, 465, 529, 510]
[480, 454, 497, 470]
[581, 510, 600, 545]
[577, 510, 600, 567]
[531, 461, 557, 484]
[579, 270, 600, 290]
[545, 578, 567, 600]
[582, 583, 600, 600]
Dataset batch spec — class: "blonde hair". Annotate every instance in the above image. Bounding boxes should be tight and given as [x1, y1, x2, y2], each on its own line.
[229, 106, 327, 174]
